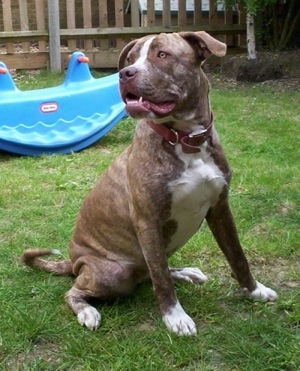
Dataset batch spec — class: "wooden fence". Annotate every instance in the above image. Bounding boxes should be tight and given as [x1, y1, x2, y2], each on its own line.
[0, 0, 246, 71]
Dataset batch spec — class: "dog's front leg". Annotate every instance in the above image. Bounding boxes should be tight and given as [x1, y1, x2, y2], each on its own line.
[206, 196, 278, 301]
[136, 222, 197, 336]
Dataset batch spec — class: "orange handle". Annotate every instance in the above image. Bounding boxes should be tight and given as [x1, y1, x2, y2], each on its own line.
[77, 56, 89, 63]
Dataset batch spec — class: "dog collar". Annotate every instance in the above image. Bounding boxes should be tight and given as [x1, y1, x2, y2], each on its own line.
[146, 112, 213, 154]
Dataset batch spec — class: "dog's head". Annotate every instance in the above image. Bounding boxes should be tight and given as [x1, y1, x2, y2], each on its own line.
[118, 31, 226, 122]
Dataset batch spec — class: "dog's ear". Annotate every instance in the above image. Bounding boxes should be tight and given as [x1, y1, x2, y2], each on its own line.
[118, 39, 138, 70]
[179, 31, 227, 60]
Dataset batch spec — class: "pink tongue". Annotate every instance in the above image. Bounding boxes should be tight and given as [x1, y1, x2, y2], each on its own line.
[150, 101, 176, 114]
[125, 99, 175, 116]
[125, 99, 151, 115]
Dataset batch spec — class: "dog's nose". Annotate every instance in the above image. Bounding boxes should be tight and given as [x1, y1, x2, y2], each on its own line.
[119, 66, 138, 83]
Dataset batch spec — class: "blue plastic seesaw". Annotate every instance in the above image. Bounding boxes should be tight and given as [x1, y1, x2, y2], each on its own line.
[0, 51, 126, 155]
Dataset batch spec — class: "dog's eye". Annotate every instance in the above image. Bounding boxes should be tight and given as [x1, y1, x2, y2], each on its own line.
[157, 51, 168, 59]
[126, 56, 131, 64]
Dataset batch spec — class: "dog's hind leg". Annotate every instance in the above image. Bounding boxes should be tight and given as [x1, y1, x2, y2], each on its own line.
[170, 267, 208, 284]
[65, 255, 134, 330]
[66, 286, 101, 330]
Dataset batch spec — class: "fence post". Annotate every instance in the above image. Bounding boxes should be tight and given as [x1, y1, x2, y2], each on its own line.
[48, 0, 61, 72]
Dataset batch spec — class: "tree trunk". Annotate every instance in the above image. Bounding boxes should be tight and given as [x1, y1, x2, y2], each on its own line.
[278, 0, 295, 48]
[272, 4, 279, 48]
[284, 9, 300, 47]
[247, 12, 256, 60]
[279, 0, 300, 48]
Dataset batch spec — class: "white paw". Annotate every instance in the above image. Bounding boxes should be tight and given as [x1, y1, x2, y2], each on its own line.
[77, 307, 101, 330]
[170, 267, 208, 284]
[163, 301, 197, 336]
[243, 281, 278, 302]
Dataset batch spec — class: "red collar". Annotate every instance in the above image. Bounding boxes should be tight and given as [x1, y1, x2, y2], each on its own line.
[146, 112, 213, 154]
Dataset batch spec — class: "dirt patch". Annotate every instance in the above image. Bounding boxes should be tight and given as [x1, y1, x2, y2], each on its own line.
[204, 49, 300, 92]
[246, 256, 300, 291]
[236, 59, 284, 82]
[206, 72, 300, 93]
[221, 49, 300, 79]
[4, 340, 62, 370]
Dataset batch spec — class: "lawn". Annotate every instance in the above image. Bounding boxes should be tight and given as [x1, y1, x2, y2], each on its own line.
[0, 70, 299, 370]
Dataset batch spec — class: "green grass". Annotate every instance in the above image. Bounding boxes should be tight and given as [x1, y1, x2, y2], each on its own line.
[0, 71, 299, 370]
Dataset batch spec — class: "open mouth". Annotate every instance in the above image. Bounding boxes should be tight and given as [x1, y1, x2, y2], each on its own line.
[125, 93, 176, 116]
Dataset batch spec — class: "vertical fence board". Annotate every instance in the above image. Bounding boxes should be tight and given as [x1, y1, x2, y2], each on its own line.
[115, 0, 124, 48]
[162, 0, 171, 27]
[99, 0, 109, 48]
[144, 0, 155, 27]
[35, 0, 46, 51]
[209, 0, 223, 41]
[83, 0, 93, 50]
[18, 0, 30, 51]
[193, 0, 203, 26]
[131, 0, 140, 27]
[224, 7, 233, 46]
[238, 5, 247, 46]
[66, 0, 76, 50]
[208, 0, 217, 26]
[178, 0, 186, 26]
[2, 0, 14, 53]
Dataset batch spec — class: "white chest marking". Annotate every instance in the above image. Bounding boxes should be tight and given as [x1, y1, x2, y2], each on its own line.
[167, 145, 226, 253]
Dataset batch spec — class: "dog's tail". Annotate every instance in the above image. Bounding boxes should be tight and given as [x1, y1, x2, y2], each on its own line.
[21, 249, 73, 276]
